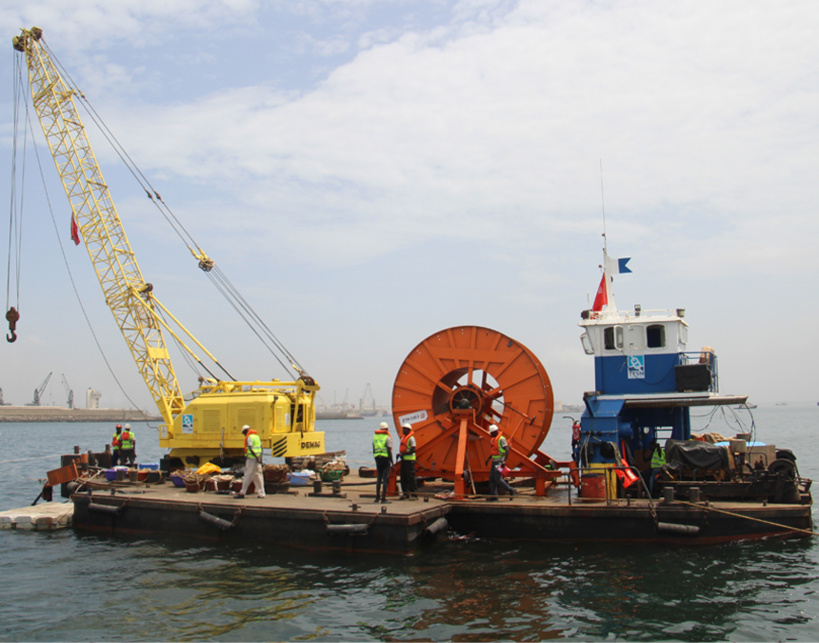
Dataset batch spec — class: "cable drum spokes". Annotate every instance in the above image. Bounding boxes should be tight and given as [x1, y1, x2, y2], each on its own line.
[392, 326, 554, 480]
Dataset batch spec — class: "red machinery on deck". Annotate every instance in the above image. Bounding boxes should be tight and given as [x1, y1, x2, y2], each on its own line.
[391, 326, 565, 497]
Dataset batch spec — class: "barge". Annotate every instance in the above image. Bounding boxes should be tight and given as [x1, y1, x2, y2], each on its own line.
[30, 245, 811, 554]
[13, 26, 813, 553]
[30, 457, 811, 554]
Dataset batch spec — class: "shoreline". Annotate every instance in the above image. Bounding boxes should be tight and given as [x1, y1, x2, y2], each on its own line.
[0, 406, 160, 423]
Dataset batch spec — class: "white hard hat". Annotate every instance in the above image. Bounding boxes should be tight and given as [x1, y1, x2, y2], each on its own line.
[379, 421, 389, 429]
[124, 424, 131, 430]
[241, 424, 251, 433]
[489, 424, 498, 433]
[402, 423, 412, 430]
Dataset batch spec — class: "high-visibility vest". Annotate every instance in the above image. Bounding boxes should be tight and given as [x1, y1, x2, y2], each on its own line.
[651, 447, 666, 468]
[120, 430, 134, 450]
[244, 431, 262, 459]
[112, 432, 121, 451]
[490, 434, 508, 461]
[400, 433, 416, 461]
[373, 431, 390, 458]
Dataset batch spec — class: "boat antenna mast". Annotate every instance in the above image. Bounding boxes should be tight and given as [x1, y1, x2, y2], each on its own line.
[597, 160, 617, 313]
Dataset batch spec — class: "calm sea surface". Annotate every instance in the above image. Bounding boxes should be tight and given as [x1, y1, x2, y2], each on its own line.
[1, 404, 817, 641]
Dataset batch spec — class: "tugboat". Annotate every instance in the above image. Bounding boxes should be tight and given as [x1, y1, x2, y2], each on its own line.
[575, 246, 813, 521]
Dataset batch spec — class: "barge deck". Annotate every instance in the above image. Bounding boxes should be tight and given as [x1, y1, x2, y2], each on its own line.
[64, 473, 813, 554]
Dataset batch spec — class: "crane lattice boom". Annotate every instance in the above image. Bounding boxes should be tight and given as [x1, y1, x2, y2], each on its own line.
[14, 27, 185, 424]
[12, 27, 324, 465]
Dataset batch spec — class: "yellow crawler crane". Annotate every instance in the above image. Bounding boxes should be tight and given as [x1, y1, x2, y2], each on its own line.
[12, 27, 324, 466]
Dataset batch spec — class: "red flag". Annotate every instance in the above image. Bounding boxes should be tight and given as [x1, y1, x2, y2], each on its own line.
[70, 213, 80, 246]
[592, 274, 607, 311]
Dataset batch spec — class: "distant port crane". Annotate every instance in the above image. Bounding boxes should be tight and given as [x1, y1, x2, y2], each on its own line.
[30, 372, 52, 406]
[61, 374, 74, 409]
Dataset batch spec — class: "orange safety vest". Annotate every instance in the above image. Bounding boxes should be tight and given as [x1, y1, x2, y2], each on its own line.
[112, 432, 121, 451]
[399, 432, 416, 461]
[489, 434, 508, 460]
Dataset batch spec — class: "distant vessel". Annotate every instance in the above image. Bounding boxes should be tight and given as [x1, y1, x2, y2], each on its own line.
[316, 406, 363, 420]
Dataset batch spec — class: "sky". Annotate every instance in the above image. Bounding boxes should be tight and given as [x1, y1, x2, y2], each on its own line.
[1, 0, 817, 418]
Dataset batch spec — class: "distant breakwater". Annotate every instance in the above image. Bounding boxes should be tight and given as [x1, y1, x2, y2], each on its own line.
[0, 406, 160, 422]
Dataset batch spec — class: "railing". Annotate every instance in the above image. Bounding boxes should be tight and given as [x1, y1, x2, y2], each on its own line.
[676, 351, 719, 393]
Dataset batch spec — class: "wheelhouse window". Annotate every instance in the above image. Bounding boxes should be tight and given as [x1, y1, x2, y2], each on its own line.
[646, 324, 666, 348]
[604, 326, 624, 350]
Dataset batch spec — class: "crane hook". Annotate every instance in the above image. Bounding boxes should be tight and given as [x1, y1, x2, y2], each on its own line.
[6, 307, 19, 343]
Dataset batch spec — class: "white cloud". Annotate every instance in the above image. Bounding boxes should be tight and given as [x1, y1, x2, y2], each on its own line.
[4, 0, 819, 410]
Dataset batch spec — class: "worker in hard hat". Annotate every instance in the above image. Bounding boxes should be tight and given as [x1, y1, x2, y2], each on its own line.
[399, 423, 418, 500]
[111, 424, 122, 467]
[373, 421, 393, 503]
[648, 440, 667, 497]
[119, 424, 136, 467]
[485, 424, 515, 500]
[235, 425, 265, 499]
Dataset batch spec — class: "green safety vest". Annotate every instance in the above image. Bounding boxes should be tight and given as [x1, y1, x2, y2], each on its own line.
[245, 432, 262, 459]
[373, 432, 390, 458]
[651, 447, 666, 468]
[120, 430, 134, 450]
[112, 432, 121, 451]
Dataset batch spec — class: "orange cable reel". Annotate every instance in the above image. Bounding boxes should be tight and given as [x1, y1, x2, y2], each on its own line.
[391, 326, 556, 496]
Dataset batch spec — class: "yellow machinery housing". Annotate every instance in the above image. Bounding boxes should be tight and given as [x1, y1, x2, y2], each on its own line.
[165, 380, 324, 462]
[13, 27, 324, 465]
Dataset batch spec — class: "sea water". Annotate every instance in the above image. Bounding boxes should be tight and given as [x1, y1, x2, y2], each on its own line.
[0, 405, 817, 641]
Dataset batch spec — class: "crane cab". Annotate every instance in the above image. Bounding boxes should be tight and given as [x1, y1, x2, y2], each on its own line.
[158, 379, 325, 466]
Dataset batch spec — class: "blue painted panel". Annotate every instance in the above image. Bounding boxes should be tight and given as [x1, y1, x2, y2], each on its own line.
[594, 353, 679, 394]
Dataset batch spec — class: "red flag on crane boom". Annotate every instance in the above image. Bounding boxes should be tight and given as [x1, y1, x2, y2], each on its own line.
[70, 212, 80, 245]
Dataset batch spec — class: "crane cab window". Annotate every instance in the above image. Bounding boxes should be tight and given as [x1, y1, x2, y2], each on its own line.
[604, 326, 624, 350]
[646, 324, 666, 348]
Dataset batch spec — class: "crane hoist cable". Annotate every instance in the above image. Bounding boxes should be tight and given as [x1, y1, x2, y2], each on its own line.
[36, 35, 306, 380]
[40, 39, 204, 260]
[5, 52, 27, 342]
[206, 265, 304, 375]
[16, 90, 148, 414]
[10, 52, 231, 403]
